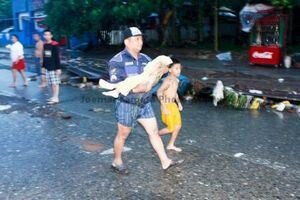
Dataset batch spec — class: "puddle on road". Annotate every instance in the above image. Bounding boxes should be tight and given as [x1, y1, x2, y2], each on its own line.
[80, 139, 104, 153]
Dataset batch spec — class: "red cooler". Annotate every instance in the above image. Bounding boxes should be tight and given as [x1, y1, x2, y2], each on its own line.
[249, 45, 282, 66]
[248, 13, 288, 67]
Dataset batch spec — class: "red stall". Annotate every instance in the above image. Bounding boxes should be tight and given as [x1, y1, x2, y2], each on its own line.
[249, 13, 288, 67]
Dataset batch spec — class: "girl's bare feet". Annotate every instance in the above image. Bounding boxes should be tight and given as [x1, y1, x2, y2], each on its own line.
[39, 83, 47, 88]
[167, 145, 182, 152]
[9, 83, 16, 88]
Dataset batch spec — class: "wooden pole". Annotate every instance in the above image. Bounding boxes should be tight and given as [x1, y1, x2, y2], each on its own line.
[214, 0, 219, 52]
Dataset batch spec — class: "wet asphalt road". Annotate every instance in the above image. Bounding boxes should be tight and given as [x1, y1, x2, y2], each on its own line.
[0, 48, 299, 199]
[0, 71, 299, 199]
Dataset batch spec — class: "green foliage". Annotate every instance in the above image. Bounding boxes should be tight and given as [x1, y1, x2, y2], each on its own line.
[44, 0, 101, 37]
[271, 0, 294, 8]
[45, 0, 163, 37]
[0, 0, 12, 18]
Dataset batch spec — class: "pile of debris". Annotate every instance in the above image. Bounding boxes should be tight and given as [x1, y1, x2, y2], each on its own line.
[185, 80, 300, 113]
[63, 57, 109, 83]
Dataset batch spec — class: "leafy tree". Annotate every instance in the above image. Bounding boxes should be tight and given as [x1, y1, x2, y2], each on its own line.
[0, 0, 11, 18]
[0, 0, 12, 29]
[271, 0, 294, 8]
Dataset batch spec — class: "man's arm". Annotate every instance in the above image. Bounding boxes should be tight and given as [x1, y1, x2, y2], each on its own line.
[42, 44, 45, 68]
[54, 45, 61, 70]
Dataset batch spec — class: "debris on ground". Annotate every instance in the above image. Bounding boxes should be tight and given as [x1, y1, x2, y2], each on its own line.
[249, 90, 263, 95]
[249, 98, 265, 110]
[212, 80, 224, 106]
[278, 78, 284, 83]
[234, 153, 245, 158]
[64, 57, 109, 82]
[224, 87, 252, 109]
[216, 52, 232, 61]
[89, 107, 111, 113]
[0, 105, 12, 111]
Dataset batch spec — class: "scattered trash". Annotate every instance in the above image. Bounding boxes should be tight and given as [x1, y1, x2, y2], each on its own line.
[90, 108, 104, 112]
[245, 95, 254, 108]
[278, 78, 284, 83]
[224, 88, 249, 109]
[79, 83, 86, 88]
[284, 55, 292, 68]
[183, 95, 193, 101]
[100, 146, 132, 155]
[271, 101, 292, 112]
[68, 123, 77, 127]
[249, 98, 264, 110]
[275, 102, 286, 112]
[216, 52, 232, 61]
[184, 139, 197, 145]
[249, 89, 263, 95]
[234, 153, 245, 158]
[0, 105, 12, 111]
[212, 80, 224, 106]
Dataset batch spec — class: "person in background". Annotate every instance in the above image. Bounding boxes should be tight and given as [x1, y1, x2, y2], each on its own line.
[33, 33, 47, 87]
[42, 29, 61, 104]
[6, 34, 27, 88]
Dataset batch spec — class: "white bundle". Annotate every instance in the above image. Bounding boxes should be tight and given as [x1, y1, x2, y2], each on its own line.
[212, 80, 224, 106]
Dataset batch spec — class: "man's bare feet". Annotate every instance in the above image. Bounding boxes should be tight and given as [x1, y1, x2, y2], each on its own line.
[162, 159, 173, 170]
[163, 159, 184, 171]
[167, 145, 182, 152]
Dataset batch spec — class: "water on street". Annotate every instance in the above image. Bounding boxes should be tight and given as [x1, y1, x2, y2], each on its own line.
[0, 48, 299, 199]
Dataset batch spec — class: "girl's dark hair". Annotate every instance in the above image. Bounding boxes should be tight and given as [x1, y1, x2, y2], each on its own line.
[43, 29, 52, 34]
[168, 56, 180, 68]
[11, 34, 19, 40]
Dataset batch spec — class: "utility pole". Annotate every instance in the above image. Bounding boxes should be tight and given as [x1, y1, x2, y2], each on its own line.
[214, 0, 219, 52]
